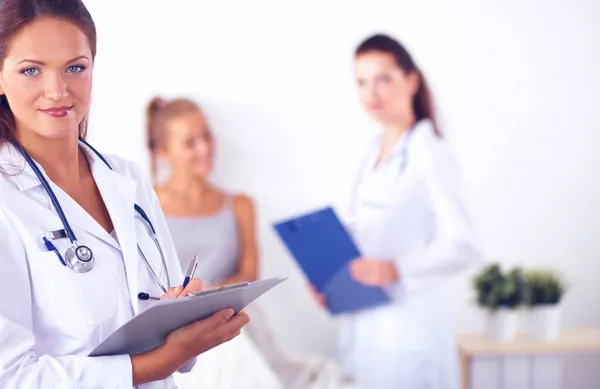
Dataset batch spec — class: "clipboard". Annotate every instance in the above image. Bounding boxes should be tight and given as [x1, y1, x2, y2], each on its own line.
[273, 207, 389, 315]
[89, 277, 286, 357]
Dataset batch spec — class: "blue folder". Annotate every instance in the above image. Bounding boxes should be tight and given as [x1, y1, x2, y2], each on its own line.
[273, 206, 390, 315]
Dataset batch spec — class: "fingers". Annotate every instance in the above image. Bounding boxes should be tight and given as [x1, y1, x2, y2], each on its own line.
[349, 258, 363, 275]
[186, 308, 235, 335]
[178, 278, 203, 298]
[160, 278, 204, 300]
[181, 308, 248, 353]
[307, 284, 327, 308]
[316, 293, 326, 307]
[161, 286, 183, 300]
[208, 312, 250, 345]
[348, 260, 360, 279]
[349, 259, 375, 285]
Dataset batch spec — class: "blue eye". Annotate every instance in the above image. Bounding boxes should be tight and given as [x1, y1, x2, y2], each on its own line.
[66, 65, 86, 73]
[21, 68, 40, 76]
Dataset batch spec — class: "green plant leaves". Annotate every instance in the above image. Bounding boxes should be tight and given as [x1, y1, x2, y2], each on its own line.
[474, 263, 527, 311]
[524, 269, 566, 305]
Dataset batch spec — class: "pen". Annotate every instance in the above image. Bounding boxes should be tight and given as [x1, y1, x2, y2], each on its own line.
[43, 237, 66, 266]
[182, 255, 198, 288]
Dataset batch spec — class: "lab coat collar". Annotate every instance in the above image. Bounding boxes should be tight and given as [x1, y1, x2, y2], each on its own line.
[0, 141, 49, 192]
[373, 118, 434, 165]
[0, 140, 138, 258]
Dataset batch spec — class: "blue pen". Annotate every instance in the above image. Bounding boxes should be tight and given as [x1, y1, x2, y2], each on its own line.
[43, 237, 67, 266]
[182, 255, 199, 288]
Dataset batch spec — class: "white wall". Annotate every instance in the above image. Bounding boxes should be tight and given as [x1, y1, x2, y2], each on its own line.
[84, 0, 600, 386]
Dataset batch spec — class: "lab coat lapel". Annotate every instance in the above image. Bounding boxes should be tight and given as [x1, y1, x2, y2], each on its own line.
[92, 163, 141, 313]
[0, 177, 65, 235]
[49, 183, 119, 250]
[0, 142, 119, 249]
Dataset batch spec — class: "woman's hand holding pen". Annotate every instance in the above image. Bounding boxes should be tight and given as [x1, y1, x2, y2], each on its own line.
[160, 255, 202, 299]
[131, 255, 249, 386]
[160, 278, 203, 300]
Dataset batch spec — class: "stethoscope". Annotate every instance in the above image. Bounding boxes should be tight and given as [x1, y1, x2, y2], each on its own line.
[357, 128, 415, 209]
[11, 139, 171, 297]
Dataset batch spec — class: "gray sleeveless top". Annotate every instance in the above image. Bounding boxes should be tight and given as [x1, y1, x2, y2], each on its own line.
[165, 197, 240, 285]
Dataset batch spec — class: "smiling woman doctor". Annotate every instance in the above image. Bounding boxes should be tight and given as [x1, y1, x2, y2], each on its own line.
[0, 0, 249, 388]
[310, 34, 481, 389]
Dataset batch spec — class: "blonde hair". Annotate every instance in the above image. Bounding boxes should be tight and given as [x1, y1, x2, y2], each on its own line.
[146, 96, 204, 179]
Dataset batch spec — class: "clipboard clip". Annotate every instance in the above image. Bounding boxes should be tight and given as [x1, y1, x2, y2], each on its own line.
[187, 281, 250, 298]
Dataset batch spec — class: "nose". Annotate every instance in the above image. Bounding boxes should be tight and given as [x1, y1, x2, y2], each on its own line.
[194, 139, 210, 156]
[43, 72, 69, 101]
[366, 82, 379, 101]
[360, 81, 378, 106]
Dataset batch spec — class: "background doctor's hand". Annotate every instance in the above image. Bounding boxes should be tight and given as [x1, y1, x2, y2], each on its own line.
[307, 284, 327, 309]
[349, 257, 399, 286]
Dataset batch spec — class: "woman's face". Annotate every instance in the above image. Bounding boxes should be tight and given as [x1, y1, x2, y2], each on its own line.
[0, 17, 93, 142]
[354, 50, 419, 125]
[161, 110, 213, 180]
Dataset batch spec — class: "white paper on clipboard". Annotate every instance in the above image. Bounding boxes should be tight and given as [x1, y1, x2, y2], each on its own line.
[89, 277, 287, 357]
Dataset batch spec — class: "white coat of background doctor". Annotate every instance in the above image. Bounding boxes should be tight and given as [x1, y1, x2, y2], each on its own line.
[310, 34, 480, 389]
[0, 2, 248, 388]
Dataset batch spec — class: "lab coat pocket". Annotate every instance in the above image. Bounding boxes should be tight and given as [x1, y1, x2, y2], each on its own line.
[31, 251, 119, 331]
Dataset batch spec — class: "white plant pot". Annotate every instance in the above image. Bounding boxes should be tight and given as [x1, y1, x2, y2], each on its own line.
[486, 308, 519, 342]
[529, 304, 562, 341]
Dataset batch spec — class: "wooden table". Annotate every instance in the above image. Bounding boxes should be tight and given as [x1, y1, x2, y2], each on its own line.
[457, 328, 600, 389]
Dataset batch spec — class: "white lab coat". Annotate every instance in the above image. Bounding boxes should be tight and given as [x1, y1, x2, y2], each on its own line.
[338, 119, 480, 389]
[0, 141, 194, 389]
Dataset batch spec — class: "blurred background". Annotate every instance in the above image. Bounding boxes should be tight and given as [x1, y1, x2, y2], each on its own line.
[82, 0, 599, 387]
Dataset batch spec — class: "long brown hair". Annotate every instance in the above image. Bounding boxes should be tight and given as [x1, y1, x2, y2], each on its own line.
[355, 33, 441, 136]
[146, 96, 206, 181]
[0, 0, 97, 145]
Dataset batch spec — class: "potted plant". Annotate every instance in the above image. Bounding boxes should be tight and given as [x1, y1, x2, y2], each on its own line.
[524, 269, 566, 341]
[474, 264, 526, 341]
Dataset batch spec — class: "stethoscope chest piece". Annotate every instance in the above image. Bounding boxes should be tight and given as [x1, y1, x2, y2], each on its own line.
[65, 244, 95, 273]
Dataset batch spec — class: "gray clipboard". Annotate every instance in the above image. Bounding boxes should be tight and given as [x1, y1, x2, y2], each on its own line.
[89, 277, 286, 357]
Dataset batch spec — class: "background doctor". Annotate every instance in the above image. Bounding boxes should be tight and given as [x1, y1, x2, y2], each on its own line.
[0, 0, 248, 388]
[310, 34, 480, 389]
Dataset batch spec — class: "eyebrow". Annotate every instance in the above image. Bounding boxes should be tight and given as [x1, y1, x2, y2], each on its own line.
[16, 55, 90, 66]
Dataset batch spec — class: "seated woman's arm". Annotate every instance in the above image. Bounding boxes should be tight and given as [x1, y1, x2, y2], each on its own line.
[219, 194, 259, 285]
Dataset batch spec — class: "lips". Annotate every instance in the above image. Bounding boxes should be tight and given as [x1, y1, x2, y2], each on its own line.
[40, 106, 73, 118]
